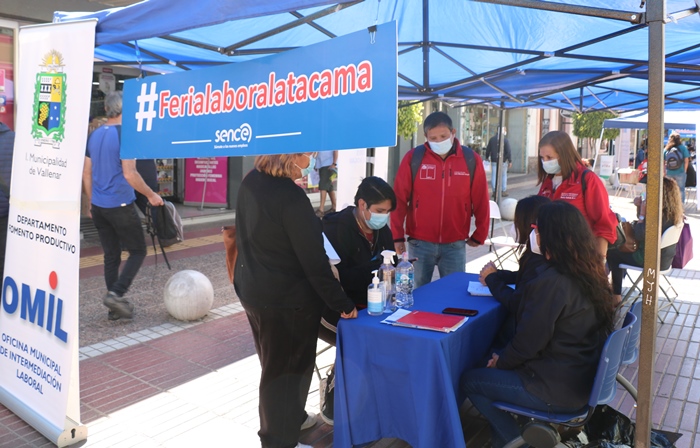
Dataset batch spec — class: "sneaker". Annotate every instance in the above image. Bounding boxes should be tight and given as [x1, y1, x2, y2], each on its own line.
[502, 191, 509, 197]
[300, 412, 316, 431]
[103, 291, 134, 319]
[107, 310, 121, 321]
[319, 369, 334, 426]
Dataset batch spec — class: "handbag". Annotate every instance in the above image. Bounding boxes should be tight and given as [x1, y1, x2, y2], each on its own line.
[672, 221, 693, 269]
[222, 225, 237, 283]
[617, 221, 638, 253]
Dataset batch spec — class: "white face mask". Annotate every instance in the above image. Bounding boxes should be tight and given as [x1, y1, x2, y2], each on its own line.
[542, 158, 561, 175]
[529, 229, 542, 255]
[428, 137, 453, 155]
[509, 223, 518, 242]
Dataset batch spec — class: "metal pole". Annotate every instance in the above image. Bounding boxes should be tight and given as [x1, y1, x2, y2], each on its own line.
[422, 0, 429, 92]
[199, 157, 211, 211]
[637, 1, 666, 447]
[494, 105, 506, 202]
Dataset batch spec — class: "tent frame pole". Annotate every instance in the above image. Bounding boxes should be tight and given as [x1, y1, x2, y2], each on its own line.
[637, 0, 665, 446]
[473, 0, 643, 23]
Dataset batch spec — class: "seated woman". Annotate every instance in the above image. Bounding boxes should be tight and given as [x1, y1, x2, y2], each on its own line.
[478, 195, 550, 345]
[607, 176, 684, 304]
[317, 176, 396, 425]
[461, 201, 615, 448]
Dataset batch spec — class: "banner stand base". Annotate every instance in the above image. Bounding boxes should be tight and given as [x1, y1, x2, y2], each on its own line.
[0, 388, 88, 447]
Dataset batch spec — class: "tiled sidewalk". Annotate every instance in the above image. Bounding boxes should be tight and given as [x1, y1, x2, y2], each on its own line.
[2, 173, 700, 447]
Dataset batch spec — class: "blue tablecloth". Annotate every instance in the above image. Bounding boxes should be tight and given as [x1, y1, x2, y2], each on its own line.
[334, 272, 506, 448]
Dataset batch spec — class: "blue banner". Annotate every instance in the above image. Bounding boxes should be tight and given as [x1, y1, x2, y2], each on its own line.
[121, 22, 397, 158]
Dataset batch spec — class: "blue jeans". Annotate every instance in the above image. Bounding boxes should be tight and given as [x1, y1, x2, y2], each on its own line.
[461, 368, 576, 448]
[408, 239, 465, 288]
[91, 203, 147, 297]
[667, 172, 686, 203]
[491, 162, 508, 192]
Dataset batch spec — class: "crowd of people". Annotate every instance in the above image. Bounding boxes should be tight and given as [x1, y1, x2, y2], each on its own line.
[229, 109, 684, 448]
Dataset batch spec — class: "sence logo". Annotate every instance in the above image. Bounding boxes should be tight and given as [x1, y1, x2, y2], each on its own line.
[2, 272, 68, 343]
[215, 123, 252, 143]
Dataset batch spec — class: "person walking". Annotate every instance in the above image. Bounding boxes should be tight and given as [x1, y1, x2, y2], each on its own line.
[82, 91, 164, 320]
[391, 111, 490, 288]
[485, 127, 512, 196]
[0, 121, 15, 281]
[234, 152, 357, 448]
[315, 150, 338, 217]
[664, 132, 690, 202]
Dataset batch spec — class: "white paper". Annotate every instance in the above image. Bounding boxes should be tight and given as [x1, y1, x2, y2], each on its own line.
[468, 281, 493, 296]
[323, 233, 341, 265]
[380, 308, 411, 324]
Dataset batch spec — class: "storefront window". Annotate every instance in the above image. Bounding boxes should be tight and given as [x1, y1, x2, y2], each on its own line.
[0, 21, 17, 130]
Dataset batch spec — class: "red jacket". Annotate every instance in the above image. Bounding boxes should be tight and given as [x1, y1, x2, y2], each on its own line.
[391, 139, 490, 244]
[538, 163, 618, 244]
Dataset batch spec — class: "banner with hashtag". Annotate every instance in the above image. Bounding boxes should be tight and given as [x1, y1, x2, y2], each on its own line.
[121, 21, 398, 159]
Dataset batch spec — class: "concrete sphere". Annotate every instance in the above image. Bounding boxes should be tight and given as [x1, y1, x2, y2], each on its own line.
[164, 270, 214, 321]
[500, 198, 518, 221]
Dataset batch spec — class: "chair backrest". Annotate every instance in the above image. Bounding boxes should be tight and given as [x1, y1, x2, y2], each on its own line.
[620, 301, 642, 365]
[489, 200, 502, 220]
[660, 222, 684, 249]
[587, 314, 635, 407]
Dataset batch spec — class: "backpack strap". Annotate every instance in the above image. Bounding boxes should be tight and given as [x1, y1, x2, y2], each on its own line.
[409, 144, 477, 201]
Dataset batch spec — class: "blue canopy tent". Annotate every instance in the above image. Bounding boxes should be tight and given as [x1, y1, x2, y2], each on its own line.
[604, 110, 698, 130]
[54, 0, 700, 112]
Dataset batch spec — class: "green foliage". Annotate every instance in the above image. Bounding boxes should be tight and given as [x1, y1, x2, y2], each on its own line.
[397, 101, 424, 140]
[572, 111, 620, 141]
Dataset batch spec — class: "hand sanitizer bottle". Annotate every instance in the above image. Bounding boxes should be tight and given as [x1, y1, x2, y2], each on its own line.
[396, 252, 414, 308]
[379, 250, 396, 313]
[367, 270, 385, 316]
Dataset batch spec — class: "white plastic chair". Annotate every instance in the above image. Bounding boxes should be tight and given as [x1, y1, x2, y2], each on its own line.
[484, 200, 520, 269]
[619, 222, 683, 323]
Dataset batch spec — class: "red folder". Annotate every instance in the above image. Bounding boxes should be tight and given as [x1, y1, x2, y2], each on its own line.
[394, 310, 466, 333]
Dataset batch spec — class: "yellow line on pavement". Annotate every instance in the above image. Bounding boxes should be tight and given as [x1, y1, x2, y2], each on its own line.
[80, 234, 223, 269]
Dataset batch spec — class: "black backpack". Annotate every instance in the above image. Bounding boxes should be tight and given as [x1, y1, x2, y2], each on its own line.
[146, 200, 184, 269]
[665, 147, 683, 171]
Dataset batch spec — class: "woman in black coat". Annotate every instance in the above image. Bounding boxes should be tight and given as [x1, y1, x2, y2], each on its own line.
[234, 152, 357, 448]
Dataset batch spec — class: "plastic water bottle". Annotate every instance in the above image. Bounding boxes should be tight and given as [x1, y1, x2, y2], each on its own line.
[395, 252, 414, 308]
[379, 250, 396, 313]
[367, 270, 385, 316]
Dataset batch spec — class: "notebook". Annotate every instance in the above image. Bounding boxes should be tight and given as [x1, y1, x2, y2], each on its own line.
[382, 310, 466, 333]
[468, 281, 492, 296]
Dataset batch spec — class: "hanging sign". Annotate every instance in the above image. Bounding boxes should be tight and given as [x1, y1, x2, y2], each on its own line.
[121, 21, 398, 158]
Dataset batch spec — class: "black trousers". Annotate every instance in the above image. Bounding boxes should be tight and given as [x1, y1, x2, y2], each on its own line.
[91, 203, 146, 297]
[242, 301, 322, 448]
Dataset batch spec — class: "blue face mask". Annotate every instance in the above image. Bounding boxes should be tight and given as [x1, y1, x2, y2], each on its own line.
[297, 155, 315, 177]
[365, 210, 390, 230]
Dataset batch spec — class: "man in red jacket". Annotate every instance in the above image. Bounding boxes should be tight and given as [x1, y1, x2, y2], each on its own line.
[391, 112, 490, 288]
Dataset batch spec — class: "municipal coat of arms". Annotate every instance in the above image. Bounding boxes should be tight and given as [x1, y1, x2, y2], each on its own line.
[32, 50, 67, 148]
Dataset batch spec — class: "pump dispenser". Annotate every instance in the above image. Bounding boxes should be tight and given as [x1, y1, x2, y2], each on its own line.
[379, 250, 396, 313]
[367, 270, 385, 316]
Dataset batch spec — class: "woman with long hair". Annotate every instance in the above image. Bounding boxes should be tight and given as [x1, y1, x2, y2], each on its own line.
[537, 130, 618, 258]
[478, 195, 550, 345]
[234, 152, 357, 448]
[608, 177, 684, 304]
[461, 201, 614, 448]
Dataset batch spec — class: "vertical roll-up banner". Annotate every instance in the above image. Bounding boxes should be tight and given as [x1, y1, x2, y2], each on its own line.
[0, 20, 95, 447]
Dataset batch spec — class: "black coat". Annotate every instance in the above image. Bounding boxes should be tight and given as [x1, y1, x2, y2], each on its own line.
[485, 134, 512, 163]
[322, 207, 395, 307]
[496, 263, 607, 409]
[233, 169, 354, 314]
[484, 251, 547, 314]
